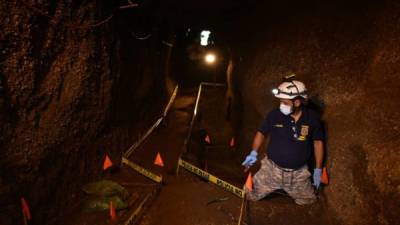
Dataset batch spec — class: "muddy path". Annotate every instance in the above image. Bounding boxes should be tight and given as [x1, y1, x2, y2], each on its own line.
[138, 85, 244, 225]
[56, 85, 333, 225]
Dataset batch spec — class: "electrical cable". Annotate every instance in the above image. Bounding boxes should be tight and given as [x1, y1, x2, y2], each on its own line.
[20, 1, 138, 30]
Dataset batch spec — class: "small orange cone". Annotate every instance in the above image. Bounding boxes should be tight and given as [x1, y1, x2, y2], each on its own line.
[245, 172, 253, 192]
[154, 152, 164, 167]
[321, 167, 329, 184]
[230, 137, 235, 147]
[204, 135, 211, 144]
[103, 154, 113, 170]
[110, 201, 117, 221]
[21, 197, 31, 221]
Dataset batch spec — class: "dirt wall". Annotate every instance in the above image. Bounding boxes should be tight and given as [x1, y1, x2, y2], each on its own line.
[232, 1, 400, 224]
[0, 1, 172, 224]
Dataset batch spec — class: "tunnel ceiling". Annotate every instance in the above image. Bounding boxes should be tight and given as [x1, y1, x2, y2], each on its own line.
[123, 0, 384, 41]
[130, 0, 257, 29]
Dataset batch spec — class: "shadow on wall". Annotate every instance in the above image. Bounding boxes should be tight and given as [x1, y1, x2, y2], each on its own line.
[0, 73, 12, 123]
[306, 95, 330, 185]
[229, 1, 400, 224]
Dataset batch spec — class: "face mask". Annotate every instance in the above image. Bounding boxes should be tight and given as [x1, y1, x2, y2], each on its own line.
[280, 103, 292, 115]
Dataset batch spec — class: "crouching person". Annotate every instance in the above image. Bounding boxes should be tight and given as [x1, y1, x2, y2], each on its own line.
[242, 77, 324, 205]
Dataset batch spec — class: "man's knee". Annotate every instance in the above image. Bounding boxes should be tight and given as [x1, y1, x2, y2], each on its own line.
[244, 179, 276, 201]
[245, 185, 268, 201]
[294, 196, 317, 205]
[287, 186, 317, 205]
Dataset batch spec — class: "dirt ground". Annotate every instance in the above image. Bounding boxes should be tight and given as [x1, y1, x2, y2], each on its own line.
[138, 86, 243, 225]
[137, 85, 336, 225]
[55, 86, 337, 225]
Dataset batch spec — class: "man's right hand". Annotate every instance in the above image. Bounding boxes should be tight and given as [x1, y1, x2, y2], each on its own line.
[242, 150, 258, 167]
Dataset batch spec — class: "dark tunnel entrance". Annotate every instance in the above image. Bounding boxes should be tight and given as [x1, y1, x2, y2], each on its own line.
[171, 28, 231, 87]
[1, 1, 399, 225]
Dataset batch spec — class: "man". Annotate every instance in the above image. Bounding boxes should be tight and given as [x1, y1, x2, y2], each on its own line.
[242, 76, 324, 205]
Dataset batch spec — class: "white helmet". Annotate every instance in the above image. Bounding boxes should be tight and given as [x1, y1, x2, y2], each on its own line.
[272, 80, 308, 99]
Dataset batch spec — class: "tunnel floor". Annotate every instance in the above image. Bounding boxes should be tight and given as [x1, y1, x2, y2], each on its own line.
[55, 86, 333, 225]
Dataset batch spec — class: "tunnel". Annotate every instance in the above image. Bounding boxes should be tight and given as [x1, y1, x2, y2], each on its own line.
[0, 0, 399, 225]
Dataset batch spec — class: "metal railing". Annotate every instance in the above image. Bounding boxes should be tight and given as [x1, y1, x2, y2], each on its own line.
[123, 85, 179, 158]
[181, 82, 226, 153]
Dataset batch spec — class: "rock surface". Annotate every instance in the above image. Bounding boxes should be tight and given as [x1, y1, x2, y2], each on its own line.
[0, 1, 172, 224]
[231, 1, 400, 224]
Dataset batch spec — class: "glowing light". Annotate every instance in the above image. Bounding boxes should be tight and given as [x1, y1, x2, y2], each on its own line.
[272, 88, 279, 95]
[205, 53, 216, 64]
[200, 30, 211, 46]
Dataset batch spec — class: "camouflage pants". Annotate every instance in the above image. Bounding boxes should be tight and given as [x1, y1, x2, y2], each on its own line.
[245, 157, 316, 205]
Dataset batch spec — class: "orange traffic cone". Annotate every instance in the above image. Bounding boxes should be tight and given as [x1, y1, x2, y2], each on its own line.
[230, 137, 235, 147]
[245, 172, 253, 192]
[154, 152, 164, 167]
[21, 197, 31, 222]
[103, 154, 113, 170]
[321, 167, 329, 184]
[204, 135, 211, 144]
[110, 201, 117, 221]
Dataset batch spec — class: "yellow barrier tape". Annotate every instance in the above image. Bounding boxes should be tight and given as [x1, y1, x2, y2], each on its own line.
[122, 157, 162, 183]
[178, 158, 245, 198]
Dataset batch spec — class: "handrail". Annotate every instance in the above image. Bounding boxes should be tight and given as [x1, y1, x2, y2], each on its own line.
[176, 82, 226, 174]
[182, 82, 226, 153]
[123, 85, 179, 158]
[163, 86, 179, 117]
[182, 83, 202, 152]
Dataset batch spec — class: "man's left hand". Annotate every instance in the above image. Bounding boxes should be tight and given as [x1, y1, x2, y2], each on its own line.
[313, 168, 322, 189]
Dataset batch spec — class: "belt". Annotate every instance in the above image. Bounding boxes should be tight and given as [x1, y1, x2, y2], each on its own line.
[267, 158, 302, 172]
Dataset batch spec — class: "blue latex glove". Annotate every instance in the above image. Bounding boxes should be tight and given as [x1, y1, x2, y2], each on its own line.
[313, 168, 322, 189]
[242, 150, 258, 167]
